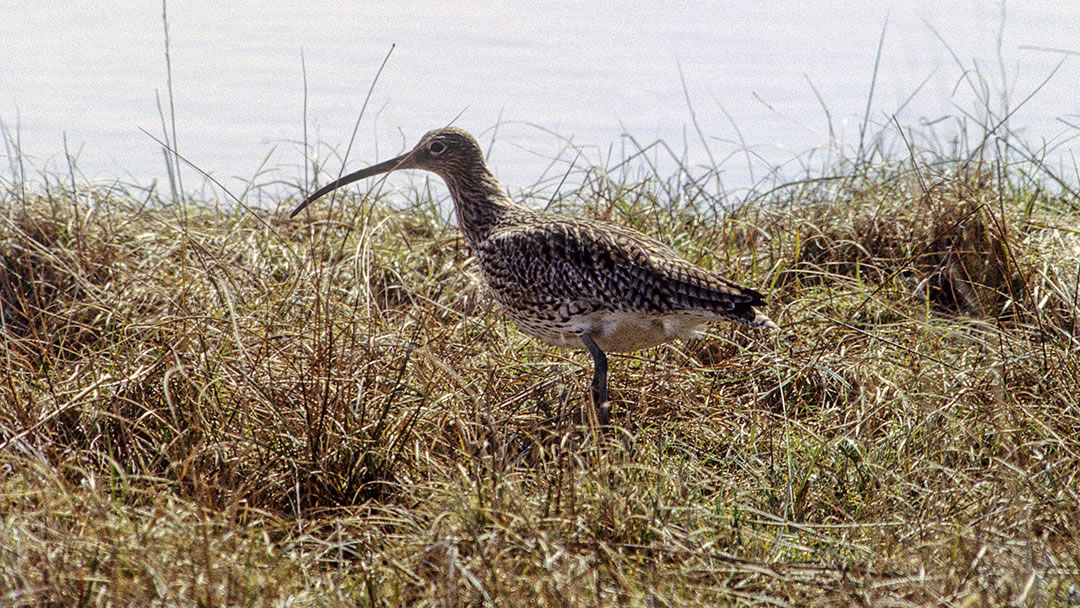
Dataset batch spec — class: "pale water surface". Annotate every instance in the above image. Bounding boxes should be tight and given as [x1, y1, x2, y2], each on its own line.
[1, 1, 1077, 202]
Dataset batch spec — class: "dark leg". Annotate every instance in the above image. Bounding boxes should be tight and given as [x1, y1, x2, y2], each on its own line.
[581, 333, 610, 427]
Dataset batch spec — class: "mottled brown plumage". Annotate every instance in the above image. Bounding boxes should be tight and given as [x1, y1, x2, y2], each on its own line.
[290, 127, 776, 425]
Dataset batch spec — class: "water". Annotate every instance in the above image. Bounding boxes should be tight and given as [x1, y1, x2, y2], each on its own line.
[1, 1, 1077, 202]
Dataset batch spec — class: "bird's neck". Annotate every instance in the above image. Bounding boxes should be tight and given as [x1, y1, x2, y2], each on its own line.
[441, 166, 519, 246]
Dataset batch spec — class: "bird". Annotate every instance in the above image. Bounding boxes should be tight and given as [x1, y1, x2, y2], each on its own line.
[290, 127, 776, 426]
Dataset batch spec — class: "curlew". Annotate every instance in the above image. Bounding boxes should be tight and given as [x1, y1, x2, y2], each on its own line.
[290, 127, 776, 426]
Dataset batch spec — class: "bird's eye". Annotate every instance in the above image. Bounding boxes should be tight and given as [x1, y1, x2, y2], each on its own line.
[429, 141, 446, 155]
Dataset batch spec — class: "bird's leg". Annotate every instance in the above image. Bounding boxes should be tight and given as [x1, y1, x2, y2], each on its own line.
[581, 333, 610, 428]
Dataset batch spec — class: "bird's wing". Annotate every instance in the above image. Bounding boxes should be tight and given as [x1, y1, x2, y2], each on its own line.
[476, 215, 767, 324]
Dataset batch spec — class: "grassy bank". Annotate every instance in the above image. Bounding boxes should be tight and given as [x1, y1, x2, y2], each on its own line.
[2, 141, 1079, 606]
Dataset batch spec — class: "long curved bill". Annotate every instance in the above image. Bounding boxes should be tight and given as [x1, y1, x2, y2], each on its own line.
[289, 152, 411, 218]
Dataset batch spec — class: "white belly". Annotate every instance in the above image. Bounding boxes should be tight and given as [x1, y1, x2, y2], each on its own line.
[508, 309, 708, 353]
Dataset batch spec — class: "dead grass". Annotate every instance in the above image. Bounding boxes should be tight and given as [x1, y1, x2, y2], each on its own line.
[1, 143, 1079, 606]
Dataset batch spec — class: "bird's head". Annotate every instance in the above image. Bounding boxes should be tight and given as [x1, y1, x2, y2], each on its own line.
[289, 127, 486, 217]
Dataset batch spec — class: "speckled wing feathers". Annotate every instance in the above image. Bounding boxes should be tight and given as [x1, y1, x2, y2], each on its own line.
[475, 210, 768, 328]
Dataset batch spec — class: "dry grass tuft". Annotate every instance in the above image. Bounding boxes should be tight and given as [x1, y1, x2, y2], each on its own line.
[773, 163, 1075, 329]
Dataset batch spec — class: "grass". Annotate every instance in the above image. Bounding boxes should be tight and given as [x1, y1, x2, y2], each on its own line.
[2, 121, 1080, 606]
